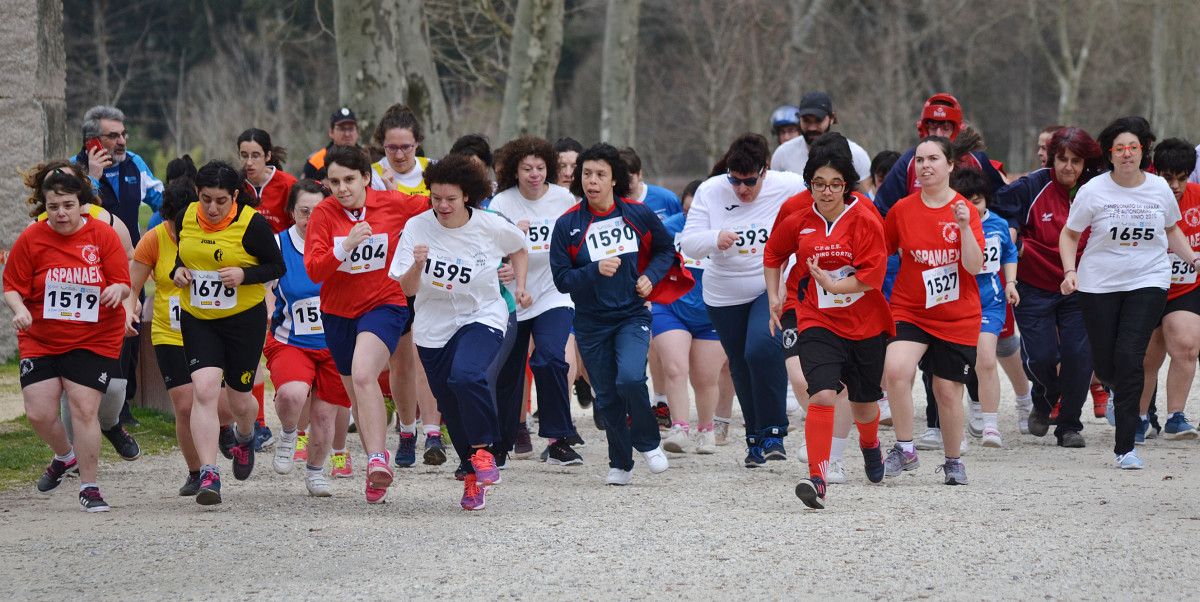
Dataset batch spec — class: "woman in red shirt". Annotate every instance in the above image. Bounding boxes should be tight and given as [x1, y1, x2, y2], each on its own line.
[239, 128, 296, 234]
[881, 137, 984, 486]
[3, 161, 131, 512]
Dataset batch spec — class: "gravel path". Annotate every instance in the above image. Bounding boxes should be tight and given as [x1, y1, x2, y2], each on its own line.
[1, 376, 1199, 600]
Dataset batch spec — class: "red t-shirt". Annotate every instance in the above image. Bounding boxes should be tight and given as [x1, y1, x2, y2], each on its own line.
[765, 198, 893, 339]
[2, 219, 130, 358]
[245, 169, 297, 234]
[884, 191, 985, 345]
[304, 187, 428, 318]
[1169, 182, 1200, 301]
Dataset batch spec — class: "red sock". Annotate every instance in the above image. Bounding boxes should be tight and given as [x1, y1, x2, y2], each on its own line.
[856, 407, 880, 449]
[254, 383, 266, 424]
[805, 404, 835, 480]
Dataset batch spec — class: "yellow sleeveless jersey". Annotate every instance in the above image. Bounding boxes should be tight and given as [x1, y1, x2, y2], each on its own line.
[37, 204, 106, 222]
[178, 203, 265, 319]
[372, 156, 431, 196]
[146, 224, 184, 346]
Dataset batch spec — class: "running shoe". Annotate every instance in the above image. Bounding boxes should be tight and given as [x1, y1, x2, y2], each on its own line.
[1136, 417, 1149, 445]
[1146, 421, 1161, 440]
[347, 413, 357, 433]
[1090, 383, 1109, 419]
[744, 445, 766, 468]
[545, 440, 584, 466]
[495, 451, 508, 469]
[1016, 396, 1033, 434]
[915, 428, 943, 450]
[1027, 409, 1051, 437]
[883, 444, 920, 477]
[1164, 412, 1199, 440]
[796, 440, 808, 464]
[461, 474, 486, 510]
[366, 453, 393, 504]
[795, 476, 826, 509]
[713, 420, 730, 446]
[36, 457, 78, 493]
[196, 469, 222, 506]
[293, 433, 309, 463]
[1115, 449, 1144, 470]
[254, 421, 274, 452]
[574, 377, 594, 409]
[861, 443, 885, 483]
[306, 472, 333, 497]
[79, 486, 110, 513]
[454, 461, 469, 481]
[694, 430, 717, 454]
[230, 438, 255, 481]
[395, 432, 417, 467]
[981, 426, 1003, 448]
[469, 449, 501, 487]
[879, 396, 893, 427]
[653, 402, 672, 430]
[761, 437, 786, 461]
[102, 425, 141, 461]
[593, 408, 607, 431]
[218, 425, 237, 460]
[662, 425, 690, 453]
[606, 467, 632, 486]
[563, 433, 586, 447]
[330, 452, 353, 478]
[1057, 431, 1085, 448]
[514, 424, 534, 459]
[273, 430, 297, 475]
[786, 387, 801, 415]
[178, 471, 201, 496]
[1106, 395, 1116, 427]
[939, 458, 968, 485]
[967, 401, 984, 438]
[825, 459, 846, 484]
[440, 424, 453, 448]
[423, 433, 448, 466]
[642, 446, 669, 474]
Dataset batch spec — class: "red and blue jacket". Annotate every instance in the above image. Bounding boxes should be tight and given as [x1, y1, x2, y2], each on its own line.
[991, 167, 1089, 293]
[874, 148, 1007, 218]
[549, 197, 677, 323]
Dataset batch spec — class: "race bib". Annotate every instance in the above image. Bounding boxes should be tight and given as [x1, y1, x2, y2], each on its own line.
[422, 255, 475, 293]
[1169, 253, 1197, 285]
[674, 233, 706, 270]
[291, 296, 324, 335]
[335, 234, 389, 273]
[1106, 219, 1156, 248]
[189, 270, 237, 310]
[526, 218, 554, 254]
[816, 265, 864, 309]
[922, 264, 960, 308]
[168, 295, 181, 331]
[43, 281, 99, 323]
[585, 217, 638, 261]
[729, 223, 771, 255]
[982, 235, 1001, 274]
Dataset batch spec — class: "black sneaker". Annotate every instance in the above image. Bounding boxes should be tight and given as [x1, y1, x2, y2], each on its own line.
[119, 401, 139, 427]
[545, 440, 584, 466]
[1027, 409, 1051, 437]
[1057, 431, 1086, 448]
[102, 425, 141, 461]
[795, 477, 827, 509]
[230, 438, 256, 481]
[861, 443, 885, 483]
[254, 421, 274, 452]
[653, 402, 672, 430]
[563, 433, 586, 447]
[495, 451, 508, 470]
[178, 471, 202, 496]
[79, 486, 111, 512]
[423, 433, 448, 465]
[218, 425, 237, 460]
[196, 469, 222, 506]
[36, 457, 78, 492]
[454, 462, 469, 481]
[592, 408, 607, 431]
[514, 423, 534, 458]
[574, 377, 594, 408]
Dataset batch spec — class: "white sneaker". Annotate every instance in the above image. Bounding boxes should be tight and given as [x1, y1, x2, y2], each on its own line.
[967, 401, 984, 438]
[606, 467, 633, 485]
[1016, 396, 1033, 434]
[662, 425, 689, 453]
[825, 458, 847, 484]
[915, 427, 943, 450]
[273, 430, 297, 474]
[878, 396, 893, 427]
[642, 446, 669, 474]
[306, 472, 332, 497]
[713, 420, 731, 446]
[796, 440, 808, 464]
[786, 385, 801, 414]
[981, 426, 1003, 448]
[693, 430, 717, 454]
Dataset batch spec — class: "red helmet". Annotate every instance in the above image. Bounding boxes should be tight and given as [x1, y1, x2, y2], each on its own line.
[916, 93, 963, 139]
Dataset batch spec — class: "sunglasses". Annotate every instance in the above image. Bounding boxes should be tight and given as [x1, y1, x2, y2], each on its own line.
[726, 169, 765, 188]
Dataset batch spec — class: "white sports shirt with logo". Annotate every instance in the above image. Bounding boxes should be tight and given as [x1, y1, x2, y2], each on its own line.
[486, 184, 577, 321]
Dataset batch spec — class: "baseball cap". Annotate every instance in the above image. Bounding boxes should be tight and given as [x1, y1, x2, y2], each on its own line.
[329, 107, 357, 126]
[797, 92, 833, 119]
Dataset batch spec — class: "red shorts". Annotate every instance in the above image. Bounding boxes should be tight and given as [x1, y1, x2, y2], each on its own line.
[264, 338, 351, 408]
[1000, 302, 1016, 339]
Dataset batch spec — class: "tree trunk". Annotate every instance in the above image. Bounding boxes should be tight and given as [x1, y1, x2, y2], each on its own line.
[396, 0, 452, 156]
[786, 0, 826, 102]
[498, 0, 565, 142]
[600, 0, 640, 147]
[92, 0, 110, 103]
[1148, 0, 1167, 130]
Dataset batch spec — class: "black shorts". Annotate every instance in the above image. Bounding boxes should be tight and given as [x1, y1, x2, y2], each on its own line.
[403, 296, 416, 335]
[891, 321, 976, 384]
[180, 302, 267, 392]
[1163, 285, 1200, 322]
[19, 349, 119, 393]
[780, 309, 801, 359]
[798, 328, 886, 402]
[154, 344, 192, 390]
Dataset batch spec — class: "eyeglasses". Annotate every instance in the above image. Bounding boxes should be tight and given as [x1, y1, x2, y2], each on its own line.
[1110, 144, 1142, 155]
[384, 144, 417, 154]
[726, 170, 765, 188]
[101, 131, 127, 140]
[809, 180, 846, 193]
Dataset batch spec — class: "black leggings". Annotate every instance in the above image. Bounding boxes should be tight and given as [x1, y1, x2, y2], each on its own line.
[1078, 287, 1166, 456]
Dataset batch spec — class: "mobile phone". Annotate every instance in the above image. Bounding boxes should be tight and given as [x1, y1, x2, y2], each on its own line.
[86, 137, 104, 153]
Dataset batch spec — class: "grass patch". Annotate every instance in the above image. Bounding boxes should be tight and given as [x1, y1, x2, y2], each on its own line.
[0, 407, 181, 492]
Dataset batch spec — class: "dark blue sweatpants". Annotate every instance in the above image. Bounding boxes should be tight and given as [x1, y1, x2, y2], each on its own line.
[1014, 283, 1092, 436]
[706, 292, 788, 443]
[418, 322, 505, 462]
[495, 307, 577, 442]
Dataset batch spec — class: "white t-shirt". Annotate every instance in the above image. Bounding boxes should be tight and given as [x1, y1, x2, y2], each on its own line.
[389, 209, 526, 348]
[486, 184, 577, 320]
[370, 158, 426, 191]
[1066, 172, 1181, 293]
[771, 136, 872, 185]
[680, 170, 806, 306]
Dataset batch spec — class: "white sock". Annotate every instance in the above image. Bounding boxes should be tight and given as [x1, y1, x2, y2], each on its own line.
[423, 424, 441, 437]
[1015, 393, 1032, 404]
[80, 482, 97, 492]
[830, 437, 848, 461]
[55, 449, 76, 463]
[306, 464, 323, 476]
[714, 416, 732, 425]
[653, 393, 667, 405]
[398, 421, 417, 435]
[898, 440, 915, 454]
[982, 412, 999, 429]
[332, 448, 346, 455]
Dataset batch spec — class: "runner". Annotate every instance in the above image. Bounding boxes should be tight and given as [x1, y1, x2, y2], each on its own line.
[171, 161, 285, 505]
[265, 179, 354, 496]
[4, 161, 131, 512]
[680, 134, 805, 466]
[304, 145, 428, 503]
[389, 153, 530, 510]
[770, 105, 802, 146]
[880, 137, 985, 485]
[1061, 117, 1199, 469]
[550, 143, 676, 485]
[771, 92, 873, 190]
[555, 137, 584, 191]
[238, 128, 296, 233]
[370, 104, 432, 196]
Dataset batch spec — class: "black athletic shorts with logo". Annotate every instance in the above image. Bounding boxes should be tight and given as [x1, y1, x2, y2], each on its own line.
[780, 309, 801, 359]
[890, 321, 976, 384]
[180, 302, 267, 393]
[154, 344, 192, 390]
[798, 327, 887, 403]
[19, 349, 119, 393]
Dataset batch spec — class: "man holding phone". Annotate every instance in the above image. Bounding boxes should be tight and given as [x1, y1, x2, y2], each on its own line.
[73, 105, 163, 245]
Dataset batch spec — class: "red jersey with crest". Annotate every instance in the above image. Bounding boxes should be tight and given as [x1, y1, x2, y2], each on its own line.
[2, 219, 130, 358]
[884, 191, 985, 345]
[244, 168, 297, 234]
[765, 197, 893, 339]
[1169, 182, 1200, 301]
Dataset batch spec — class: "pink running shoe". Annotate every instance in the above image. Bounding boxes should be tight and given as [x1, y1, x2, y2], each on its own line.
[330, 451, 353, 478]
[365, 453, 393, 504]
[469, 449, 500, 487]
[460, 474, 485, 511]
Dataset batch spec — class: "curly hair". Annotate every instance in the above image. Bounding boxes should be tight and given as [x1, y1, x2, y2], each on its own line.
[1098, 116, 1155, 171]
[22, 160, 96, 218]
[423, 154, 494, 208]
[495, 136, 558, 192]
[569, 143, 631, 199]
